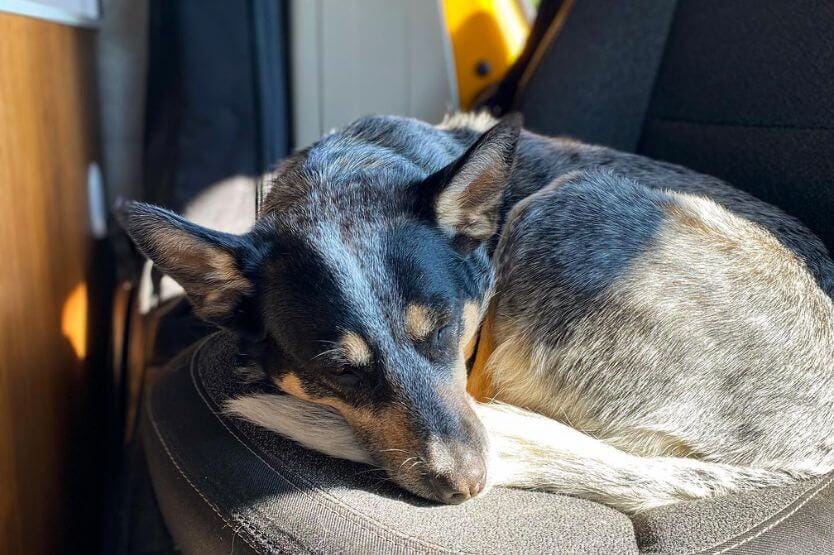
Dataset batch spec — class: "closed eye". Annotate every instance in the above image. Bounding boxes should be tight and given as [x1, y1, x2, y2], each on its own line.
[433, 323, 455, 345]
[425, 322, 459, 362]
[330, 365, 364, 388]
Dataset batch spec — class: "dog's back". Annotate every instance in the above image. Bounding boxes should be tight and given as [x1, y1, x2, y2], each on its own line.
[488, 168, 834, 474]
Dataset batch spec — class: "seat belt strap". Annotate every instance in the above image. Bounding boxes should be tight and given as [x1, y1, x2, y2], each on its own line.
[511, 0, 679, 152]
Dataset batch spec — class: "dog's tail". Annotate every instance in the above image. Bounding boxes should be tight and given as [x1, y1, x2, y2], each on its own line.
[225, 394, 802, 514]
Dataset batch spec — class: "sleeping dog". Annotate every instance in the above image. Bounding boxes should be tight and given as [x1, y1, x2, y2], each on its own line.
[121, 113, 834, 513]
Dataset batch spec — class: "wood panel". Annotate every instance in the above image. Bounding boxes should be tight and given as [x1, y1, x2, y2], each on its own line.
[0, 12, 100, 554]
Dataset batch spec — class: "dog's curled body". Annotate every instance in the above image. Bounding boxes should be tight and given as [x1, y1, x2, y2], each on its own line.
[126, 112, 834, 513]
[244, 115, 834, 510]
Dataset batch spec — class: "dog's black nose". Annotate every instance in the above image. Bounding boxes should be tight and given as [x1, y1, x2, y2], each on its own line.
[428, 457, 486, 504]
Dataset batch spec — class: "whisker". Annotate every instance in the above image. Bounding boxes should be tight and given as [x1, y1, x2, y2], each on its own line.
[310, 347, 342, 362]
[399, 457, 418, 469]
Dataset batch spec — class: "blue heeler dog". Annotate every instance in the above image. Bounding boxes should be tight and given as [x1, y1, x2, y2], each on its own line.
[121, 113, 834, 512]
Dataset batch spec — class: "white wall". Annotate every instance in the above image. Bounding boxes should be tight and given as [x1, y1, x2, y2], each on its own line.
[290, 0, 458, 148]
[0, 0, 99, 26]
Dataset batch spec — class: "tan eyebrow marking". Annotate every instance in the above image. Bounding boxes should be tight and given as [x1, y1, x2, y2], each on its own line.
[460, 301, 481, 358]
[275, 372, 312, 400]
[340, 331, 373, 366]
[404, 303, 436, 340]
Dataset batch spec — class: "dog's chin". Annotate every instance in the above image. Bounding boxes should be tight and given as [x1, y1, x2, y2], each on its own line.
[396, 477, 447, 503]
[387, 472, 460, 504]
[383, 466, 490, 505]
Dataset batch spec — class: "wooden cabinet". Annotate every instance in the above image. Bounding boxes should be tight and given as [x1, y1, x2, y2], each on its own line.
[0, 11, 102, 554]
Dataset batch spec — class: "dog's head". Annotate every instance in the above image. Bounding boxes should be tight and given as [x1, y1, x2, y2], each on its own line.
[121, 114, 521, 503]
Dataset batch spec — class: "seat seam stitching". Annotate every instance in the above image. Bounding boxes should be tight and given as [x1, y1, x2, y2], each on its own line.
[147, 374, 268, 553]
[190, 335, 460, 554]
[701, 473, 834, 555]
[512, 0, 576, 109]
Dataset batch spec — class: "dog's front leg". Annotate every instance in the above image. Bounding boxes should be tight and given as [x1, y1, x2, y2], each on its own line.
[477, 402, 797, 513]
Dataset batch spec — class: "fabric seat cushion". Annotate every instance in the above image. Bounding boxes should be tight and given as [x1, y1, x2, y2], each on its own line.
[143, 332, 834, 554]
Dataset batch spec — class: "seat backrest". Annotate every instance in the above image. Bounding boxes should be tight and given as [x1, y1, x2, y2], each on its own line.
[515, 0, 834, 253]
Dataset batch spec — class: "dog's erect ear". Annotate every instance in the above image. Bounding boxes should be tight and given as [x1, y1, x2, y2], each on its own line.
[117, 201, 258, 328]
[418, 114, 521, 249]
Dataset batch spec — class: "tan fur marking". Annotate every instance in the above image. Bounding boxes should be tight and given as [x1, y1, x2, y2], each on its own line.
[340, 331, 372, 366]
[351, 405, 415, 450]
[463, 333, 479, 362]
[467, 304, 496, 402]
[458, 301, 483, 387]
[208, 254, 253, 291]
[461, 302, 481, 357]
[275, 373, 313, 401]
[276, 373, 378, 428]
[276, 373, 406, 440]
[434, 156, 503, 238]
[436, 192, 463, 232]
[404, 304, 435, 340]
[151, 228, 250, 288]
[150, 227, 252, 319]
[294, 390, 420, 468]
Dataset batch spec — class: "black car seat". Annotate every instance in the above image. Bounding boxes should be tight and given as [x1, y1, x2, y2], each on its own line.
[136, 2, 834, 553]
[495, 0, 834, 254]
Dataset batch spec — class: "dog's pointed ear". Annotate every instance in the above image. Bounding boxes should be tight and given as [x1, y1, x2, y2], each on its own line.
[117, 201, 258, 329]
[417, 114, 521, 250]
